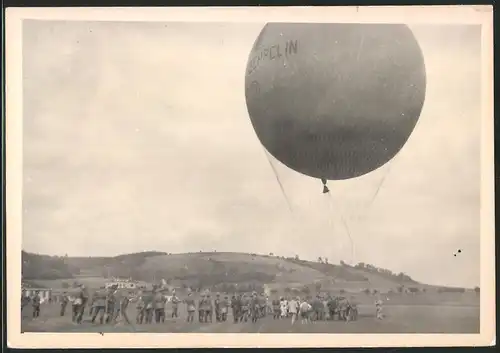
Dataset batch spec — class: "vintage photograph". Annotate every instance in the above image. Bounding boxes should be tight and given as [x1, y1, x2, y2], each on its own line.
[6, 6, 494, 348]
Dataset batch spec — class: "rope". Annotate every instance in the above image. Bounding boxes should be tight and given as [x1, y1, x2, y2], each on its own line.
[355, 161, 394, 223]
[326, 191, 355, 265]
[261, 146, 294, 214]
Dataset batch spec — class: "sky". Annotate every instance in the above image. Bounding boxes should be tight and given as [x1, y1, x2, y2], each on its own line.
[22, 21, 482, 288]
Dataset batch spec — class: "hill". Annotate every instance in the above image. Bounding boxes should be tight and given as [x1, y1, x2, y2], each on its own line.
[21, 250, 466, 294]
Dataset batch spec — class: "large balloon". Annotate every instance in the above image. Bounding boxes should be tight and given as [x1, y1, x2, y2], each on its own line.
[245, 23, 426, 181]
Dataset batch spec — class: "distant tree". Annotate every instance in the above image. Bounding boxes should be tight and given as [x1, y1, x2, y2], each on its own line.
[364, 288, 370, 295]
[294, 255, 300, 260]
[356, 262, 365, 268]
[397, 285, 404, 293]
[324, 258, 329, 264]
[318, 257, 323, 263]
[340, 260, 345, 266]
[269, 252, 274, 256]
[474, 286, 480, 294]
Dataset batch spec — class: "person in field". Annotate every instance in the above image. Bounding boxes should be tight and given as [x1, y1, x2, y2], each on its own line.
[76, 285, 89, 324]
[90, 287, 107, 324]
[334, 297, 344, 321]
[288, 296, 299, 325]
[299, 298, 312, 324]
[214, 293, 221, 322]
[322, 296, 329, 320]
[198, 296, 206, 323]
[72, 293, 83, 323]
[250, 292, 259, 323]
[60, 292, 69, 317]
[105, 287, 119, 324]
[375, 297, 384, 320]
[231, 294, 241, 323]
[327, 296, 336, 320]
[31, 291, 41, 319]
[260, 294, 267, 318]
[346, 296, 358, 322]
[312, 295, 323, 321]
[135, 292, 145, 324]
[153, 288, 164, 323]
[185, 292, 196, 323]
[118, 291, 132, 325]
[206, 294, 214, 323]
[272, 297, 280, 319]
[171, 293, 180, 319]
[201, 294, 210, 323]
[241, 294, 250, 322]
[220, 295, 229, 322]
[280, 297, 288, 318]
[144, 291, 154, 324]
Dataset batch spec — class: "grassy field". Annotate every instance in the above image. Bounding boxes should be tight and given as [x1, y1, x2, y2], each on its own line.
[22, 300, 479, 334]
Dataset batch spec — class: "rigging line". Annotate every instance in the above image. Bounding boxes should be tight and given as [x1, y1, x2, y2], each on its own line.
[361, 161, 394, 218]
[327, 191, 355, 265]
[261, 146, 294, 214]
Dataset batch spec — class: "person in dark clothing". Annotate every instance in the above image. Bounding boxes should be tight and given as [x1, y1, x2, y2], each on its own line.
[272, 298, 280, 319]
[135, 293, 145, 324]
[220, 296, 229, 322]
[32, 291, 41, 318]
[105, 289, 117, 324]
[214, 294, 221, 322]
[185, 292, 196, 323]
[250, 293, 259, 323]
[171, 294, 180, 318]
[143, 291, 154, 324]
[233, 295, 243, 323]
[76, 285, 89, 324]
[91, 288, 107, 324]
[198, 296, 206, 323]
[153, 290, 164, 323]
[119, 292, 132, 325]
[60, 292, 69, 316]
[206, 295, 213, 323]
[327, 297, 337, 321]
[230, 295, 238, 323]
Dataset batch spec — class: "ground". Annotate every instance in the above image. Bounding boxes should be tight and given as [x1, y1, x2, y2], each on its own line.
[22, 302, 479, 334]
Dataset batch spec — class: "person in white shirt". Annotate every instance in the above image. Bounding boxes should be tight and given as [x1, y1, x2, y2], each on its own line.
[280, 297, 288, 318]
[375, 297, 383, 320]
[288, 297, 299, 325]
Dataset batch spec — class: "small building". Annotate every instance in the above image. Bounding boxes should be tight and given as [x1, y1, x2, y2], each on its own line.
[22, 288, 52, 303]
[104, 278, 149, 290]
[105, 281, 138, 290]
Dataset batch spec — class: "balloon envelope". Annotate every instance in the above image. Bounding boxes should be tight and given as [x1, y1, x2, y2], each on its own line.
[245, 23, 426, 180]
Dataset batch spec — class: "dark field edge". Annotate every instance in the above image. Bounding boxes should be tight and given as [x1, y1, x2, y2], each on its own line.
[2, 2, 497, 353]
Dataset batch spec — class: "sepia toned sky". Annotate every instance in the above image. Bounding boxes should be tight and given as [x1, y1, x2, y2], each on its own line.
[22, 21, 481, 288]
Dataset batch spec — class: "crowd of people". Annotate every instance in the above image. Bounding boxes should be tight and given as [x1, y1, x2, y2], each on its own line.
[22, 284, 385, 326]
